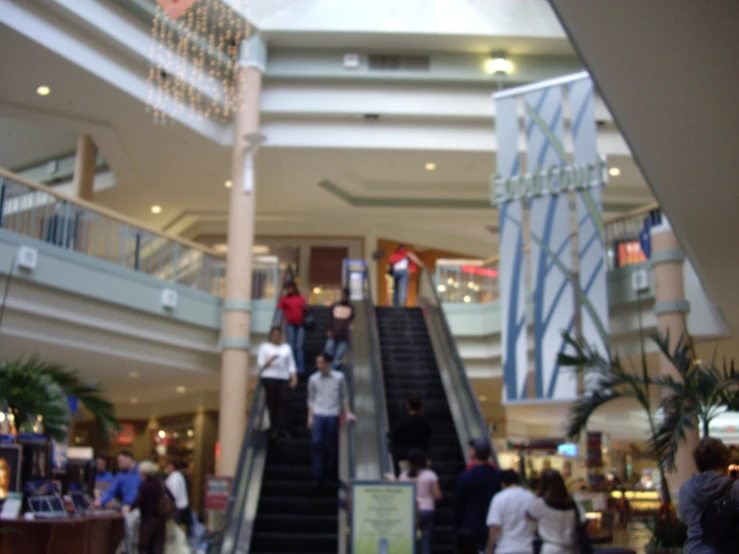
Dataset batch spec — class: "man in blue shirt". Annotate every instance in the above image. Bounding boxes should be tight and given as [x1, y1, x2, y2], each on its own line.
[95, 450, 141, 508]
[454, 440, 502, 552]
[94, 455, 114, 487]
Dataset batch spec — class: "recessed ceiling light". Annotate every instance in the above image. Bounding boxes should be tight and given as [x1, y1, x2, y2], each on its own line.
[187, 429, 194, 438]
[478, 395, 488, 402]
[608, 167, 621, 177]
[176, 385, 186, 393]
[128, 371, 140, 378]
[158, 430, 166, 439]
[224, 180, 232, 188]
[151, 205, 162, 214]
[36, 85, 51, 96]
[130, 397, 138, 404]
[425, 162, 436, 171]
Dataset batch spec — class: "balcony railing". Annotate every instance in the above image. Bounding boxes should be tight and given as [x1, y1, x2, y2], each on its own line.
[0, 168, 278, 300]
[436, 202, 660, 304]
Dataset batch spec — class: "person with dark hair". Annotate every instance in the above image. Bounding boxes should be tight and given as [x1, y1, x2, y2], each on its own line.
[165, 459, 192, 536]
[389, 395, 432, 474]
[258, 326, 298, 440]
[466, 439, 498, 471]
[398, 449, 442, 554]
[278, 281, 307, 374]
[308, 353, 356, 494]
[454, 440, 502, 552]
[325, 287, 355, 371]
[387, 244, 424, 307]
[485, 470, 535, 554]
[526, 469, 583, 554]
[95, 450, 141, 509]
[679, 437, 739, 553]
[95, 455, 114, 489]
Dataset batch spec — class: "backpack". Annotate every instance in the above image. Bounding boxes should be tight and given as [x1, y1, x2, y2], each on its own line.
[701, 480, 739, 551]
[158, 484, 177, 519]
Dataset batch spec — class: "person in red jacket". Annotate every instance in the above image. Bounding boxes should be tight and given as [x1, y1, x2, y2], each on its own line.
[388, 245, 424, 307]
[278, 281, 307, 374]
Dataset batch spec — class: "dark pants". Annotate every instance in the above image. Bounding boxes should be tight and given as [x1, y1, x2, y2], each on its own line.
[175, 507, 192, 536]
[263, 378, 290, 436]
[419, 510, 434, 554]
[311, 415, 339, 482]
[138, 515, 166, 554]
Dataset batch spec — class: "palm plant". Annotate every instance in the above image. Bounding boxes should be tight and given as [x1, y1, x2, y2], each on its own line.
[650, 330, 739, 471]
[558, 332, 673, 507]
[0, 356, 118, 442]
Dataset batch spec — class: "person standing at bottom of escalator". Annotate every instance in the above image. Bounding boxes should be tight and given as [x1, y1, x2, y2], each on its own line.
[258, 326, 298, 440]
[388, 245, 424, 307]
[325, 287, 355, 371]
[278, 281, 307, 374]
[307, 353, 356, 495]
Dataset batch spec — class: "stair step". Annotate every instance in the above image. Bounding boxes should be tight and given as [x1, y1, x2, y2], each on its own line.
[250, 532, 338, 553]
[254, 514, 337, 534]
[257, 497, 338, 516]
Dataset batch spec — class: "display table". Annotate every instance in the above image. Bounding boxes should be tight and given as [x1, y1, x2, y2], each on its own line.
[0, 513, 124, 554]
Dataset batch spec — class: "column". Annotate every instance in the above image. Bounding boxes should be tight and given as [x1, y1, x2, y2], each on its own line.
[650, 216, 698, 498]
[72, 134, 97, 200]
[217, 35, 267, 477]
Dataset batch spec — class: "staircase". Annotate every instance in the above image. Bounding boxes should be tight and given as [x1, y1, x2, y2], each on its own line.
[376, 307, 466, 554]
[250, 307, 339, 554]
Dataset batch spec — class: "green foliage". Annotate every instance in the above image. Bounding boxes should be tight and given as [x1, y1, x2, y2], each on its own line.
[0, 356, 118, 442]
[650, 329, 739, 471]
[645, 516, 687, 550]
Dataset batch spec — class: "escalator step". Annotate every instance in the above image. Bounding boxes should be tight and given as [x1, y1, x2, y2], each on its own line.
[257, 497, 338, 516]
[250, 533, 338, 553]
[254, 514, 338, 534]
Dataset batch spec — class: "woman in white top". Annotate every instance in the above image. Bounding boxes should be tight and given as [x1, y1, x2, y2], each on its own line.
[257, 326, 298, 440]
[398, 450, 442, 554]
[526, 469, 585, 554]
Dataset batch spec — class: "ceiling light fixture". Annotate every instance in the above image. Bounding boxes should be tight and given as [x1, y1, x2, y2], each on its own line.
[128, 371, 140, 378]
[224, 180, 232, 188]
[176, 385, 186, 393]
[425, 162, 436, 171]
[608, 167, 621, 177]
[36, 85, 51, 96]
[151, 205, 162, 214]
[131, 397, 139, 404]
[158, 430, 166, 439]
[485, 51, 513, 76]
[463, 295, 472, 303]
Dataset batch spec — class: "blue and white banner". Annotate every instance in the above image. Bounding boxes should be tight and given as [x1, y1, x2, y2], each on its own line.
[493, 72, 610, 403]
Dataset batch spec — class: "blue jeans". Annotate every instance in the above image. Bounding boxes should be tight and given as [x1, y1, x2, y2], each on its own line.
[324, 338, 348, 371]
[311, 415, 339, 482]
[393, 270, 409, 307]
[285, 324, 305, 374]
[419, 510, 434, 554]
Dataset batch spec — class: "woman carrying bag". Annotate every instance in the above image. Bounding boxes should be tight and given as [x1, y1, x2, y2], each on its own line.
[278, 281, 308, 374]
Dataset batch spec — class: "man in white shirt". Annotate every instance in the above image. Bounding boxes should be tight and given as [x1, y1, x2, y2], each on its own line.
[258, 326, 298, 440]
[485, 470, 535, 554]
[165, 460, 192, 535]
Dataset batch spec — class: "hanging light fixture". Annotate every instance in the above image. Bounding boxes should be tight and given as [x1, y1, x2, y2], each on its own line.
[484, 50, 513, 76]
[147, 0, 250, 124]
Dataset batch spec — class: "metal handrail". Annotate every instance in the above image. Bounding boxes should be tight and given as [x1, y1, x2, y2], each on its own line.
[362, 269, 393, 475]
[417, 267, 498, 464]
[216, 266, 294, 554]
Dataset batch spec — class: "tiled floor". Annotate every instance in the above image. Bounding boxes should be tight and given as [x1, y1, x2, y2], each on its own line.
[610, 523, 651, 550]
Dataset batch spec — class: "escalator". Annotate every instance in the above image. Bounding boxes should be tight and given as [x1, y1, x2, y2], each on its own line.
[377, 307, 465, 554]
[250, 307, 338, 554]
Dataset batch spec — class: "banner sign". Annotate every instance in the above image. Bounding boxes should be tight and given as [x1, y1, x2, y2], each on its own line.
[493, 71, 610, 402]
[157, 0, 198, 20]
[351, 482, 416, 554]
[204, 475, 232, 511]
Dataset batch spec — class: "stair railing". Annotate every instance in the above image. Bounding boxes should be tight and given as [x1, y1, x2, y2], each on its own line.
[215, 266, 294, 554]
[417, 267, 498, 465]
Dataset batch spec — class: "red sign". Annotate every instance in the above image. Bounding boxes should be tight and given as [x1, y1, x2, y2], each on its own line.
[111, 422, 136, 446]
[204, 475, 232, 511]
[157, 0, 198, 20]
[461, 265, 498, 278]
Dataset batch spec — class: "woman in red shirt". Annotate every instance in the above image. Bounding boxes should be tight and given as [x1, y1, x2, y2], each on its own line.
[388, 245, 424, 307]
[277, 281, 307, 374]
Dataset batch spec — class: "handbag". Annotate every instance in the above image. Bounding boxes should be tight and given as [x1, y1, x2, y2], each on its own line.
[302, 309, 316, 331]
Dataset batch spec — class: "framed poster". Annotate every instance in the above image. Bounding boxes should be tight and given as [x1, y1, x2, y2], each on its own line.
[351, 481, 416, 554]
[0, 444, 22, 500]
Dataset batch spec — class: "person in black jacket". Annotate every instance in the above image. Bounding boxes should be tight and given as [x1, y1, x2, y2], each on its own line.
[454, 440, 502, 552]
[132, 461, 169, 554]
[389, 395, 432, 475]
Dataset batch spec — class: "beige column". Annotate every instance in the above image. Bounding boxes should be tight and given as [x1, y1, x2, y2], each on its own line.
[217, 35, 267, 477]
[72, 134, 97, 200]
[651, 217, 698, 498]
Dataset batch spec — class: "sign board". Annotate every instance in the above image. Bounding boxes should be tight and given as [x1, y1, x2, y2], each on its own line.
[351, 482, 416, 554]
[204, 475, 232, 511]
[343, 259, 367, 301]
[110, 422, 136, 446]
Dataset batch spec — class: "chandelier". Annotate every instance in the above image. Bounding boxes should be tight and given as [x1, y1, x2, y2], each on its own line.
[147, 0, 250, 124]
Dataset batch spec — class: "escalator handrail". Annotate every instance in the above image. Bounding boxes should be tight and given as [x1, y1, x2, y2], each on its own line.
[418, 267, 498, 464]
[216, 266, 294, 553]
[362, 269, 394, 475]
